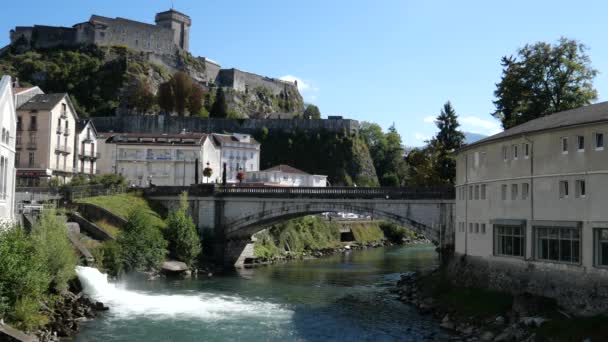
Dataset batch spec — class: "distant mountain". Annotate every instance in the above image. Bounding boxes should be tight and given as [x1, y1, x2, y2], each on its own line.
[464, 132, 487, 144]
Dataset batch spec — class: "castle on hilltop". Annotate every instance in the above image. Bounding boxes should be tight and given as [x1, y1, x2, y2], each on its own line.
[9, 10, 301, 110]
[11, 9, 191, 54]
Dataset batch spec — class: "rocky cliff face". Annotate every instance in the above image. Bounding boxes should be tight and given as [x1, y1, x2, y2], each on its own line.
[0, 45, 303, 118]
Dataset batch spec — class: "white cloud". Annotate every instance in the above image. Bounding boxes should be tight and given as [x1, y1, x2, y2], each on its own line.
[459, 116, 502, 135]
[414, 132, 431, 142]
[422, 114, 502, 136]
[279, 75, 311, 92]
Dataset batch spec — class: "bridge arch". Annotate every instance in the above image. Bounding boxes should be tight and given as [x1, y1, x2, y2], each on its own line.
[222, 201, 441, 244]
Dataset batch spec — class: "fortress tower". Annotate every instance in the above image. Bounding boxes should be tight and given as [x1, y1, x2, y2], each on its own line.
[155, 9, 191, 51]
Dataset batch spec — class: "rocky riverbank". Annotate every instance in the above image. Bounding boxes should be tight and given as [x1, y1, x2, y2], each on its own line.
[391, 269, 602, 342]
[34, 290, 108, 342]
[246, 238, 432, 267]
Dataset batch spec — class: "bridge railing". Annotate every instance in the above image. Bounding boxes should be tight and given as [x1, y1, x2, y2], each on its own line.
[143, 185, 455, 200]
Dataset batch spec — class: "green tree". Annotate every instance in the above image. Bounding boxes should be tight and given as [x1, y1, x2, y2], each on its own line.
[125, 79, 155, 114]
[157, 72, 204, 116]
[405, 147, 441, 187]
[157, 81, 174, 114]
[303, 104, 321, 119]
[118, 207, 167, 272]
[493, 37, 598, 129]
[0, 227, 50, 328]
[210, 87, 228, 118]
[165, 193, 201, 266]
[431, 101, 464, 184]
[30, 211, 78, 292]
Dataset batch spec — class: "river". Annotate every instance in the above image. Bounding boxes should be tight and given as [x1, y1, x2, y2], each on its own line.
[75, 245, 447, 341]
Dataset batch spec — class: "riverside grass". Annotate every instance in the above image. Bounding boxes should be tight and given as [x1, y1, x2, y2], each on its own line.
[77, 192, 166, 229]
[253, 217, 418, 258]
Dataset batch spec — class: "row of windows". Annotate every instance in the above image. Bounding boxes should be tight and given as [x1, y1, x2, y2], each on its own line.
[460, 180, 587, 202]
[15, 152, 35, 168]
[500, 183, 530, 201]
[493, 225, 583, 264]
[457, 222, 487, 234]
[558, 180, 586, 198]
[457, 184, 487, 200]
[502, 143, 530, 161]
[561, 133, 604, 154]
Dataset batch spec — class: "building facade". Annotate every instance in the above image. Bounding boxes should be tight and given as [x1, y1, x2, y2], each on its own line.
[74, 120, 98, 176]
[245, 164, 327, 187]
[16, 93, 78, 185]
[455, 102, 608, 276]
[104, 133, 220, 187]
[214, 133, 260, 183]
[0, 76, 17, 223]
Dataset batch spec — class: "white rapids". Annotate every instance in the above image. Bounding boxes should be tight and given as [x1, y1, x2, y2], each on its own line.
[75, 266, 293, 321]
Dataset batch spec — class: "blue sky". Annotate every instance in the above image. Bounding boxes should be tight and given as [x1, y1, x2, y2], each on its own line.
[2, 0, 608, 146]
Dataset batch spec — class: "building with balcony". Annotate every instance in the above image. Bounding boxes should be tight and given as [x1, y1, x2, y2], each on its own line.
[74, 119, 99, 176]
[102, 133, 221, 187]
[15, 93, 78, 186]
[455, 102, 608, 312]
[244, 164, 327, 187]
[0, 76, 17, 223]
[213, 133, 260, 183]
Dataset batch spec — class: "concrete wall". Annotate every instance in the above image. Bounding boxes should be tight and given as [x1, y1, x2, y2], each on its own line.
[455, 121, 608, 282]
[0, 76, 16, 222]
[90, 116, 360, 135]
[449, 254, 608, 316]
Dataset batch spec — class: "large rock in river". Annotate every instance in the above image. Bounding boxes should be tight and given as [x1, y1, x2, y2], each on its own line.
[161, 261, 189, 273]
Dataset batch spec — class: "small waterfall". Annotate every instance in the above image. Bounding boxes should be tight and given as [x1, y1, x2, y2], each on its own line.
[75, 266, 292, 320]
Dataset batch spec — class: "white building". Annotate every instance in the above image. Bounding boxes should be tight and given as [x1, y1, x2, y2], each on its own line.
[74, 119, 98, 176]
[0, 76, 17, 222]
[15, 92, 79, 185]
[103, 133, 221, 187]
[245, 164, 327, 187]
[214, 133, 260, 183]
[455, 101, 608, 274]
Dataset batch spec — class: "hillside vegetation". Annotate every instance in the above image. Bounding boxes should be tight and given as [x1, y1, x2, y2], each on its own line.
[256, 129, 379, 186]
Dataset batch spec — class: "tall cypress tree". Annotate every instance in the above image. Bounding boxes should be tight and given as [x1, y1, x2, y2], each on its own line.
[210, 87, 228, 118]
[435, 101, 465, 152]
[432, 101, 465, 184]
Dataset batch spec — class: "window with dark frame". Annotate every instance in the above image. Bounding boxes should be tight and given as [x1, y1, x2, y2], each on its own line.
[494, 225, 525, 257]
[535, 226, 580, 264]
[594, 229, 608, 267]
[578, 136, 585, 151]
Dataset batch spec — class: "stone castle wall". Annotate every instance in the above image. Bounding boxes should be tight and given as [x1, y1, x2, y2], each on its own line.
[216, 69, 295, 96]
[88, 18, 176, 55]
[90, 116, 360, 135]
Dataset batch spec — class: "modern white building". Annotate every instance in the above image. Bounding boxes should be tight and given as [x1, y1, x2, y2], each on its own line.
[103, 133, 221, 187]
[214, 133, 260, 183]
[74, 119, 98, 176]
[245, 164, 327, 187]
[455, 101, 608, 274]
[0, 76, 17, 223]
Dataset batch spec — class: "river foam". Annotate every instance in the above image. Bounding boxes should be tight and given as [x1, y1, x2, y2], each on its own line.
[75, 266, 293, 321]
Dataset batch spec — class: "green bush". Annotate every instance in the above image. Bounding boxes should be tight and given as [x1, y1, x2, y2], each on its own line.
[165, 193, 201, 266]
[91, 241, 124, 277]
[379, 222, 417, 243]
[0, 227, 50, 324]
[118, 207, 167, 272]
[259, 216, 341, 256]
[30, 211, 78, 292]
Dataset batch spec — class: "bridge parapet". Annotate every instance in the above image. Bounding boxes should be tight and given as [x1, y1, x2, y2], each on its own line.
[144, 185, 455, 200]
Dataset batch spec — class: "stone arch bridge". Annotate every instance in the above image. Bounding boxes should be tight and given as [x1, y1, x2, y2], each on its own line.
[144, 185, 455, 267]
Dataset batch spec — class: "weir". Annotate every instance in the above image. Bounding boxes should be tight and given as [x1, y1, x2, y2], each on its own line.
[144, 185, 456, 267]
